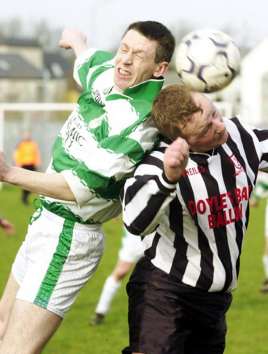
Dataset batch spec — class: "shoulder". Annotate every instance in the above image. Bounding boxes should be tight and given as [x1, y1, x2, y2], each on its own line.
[136, 139, 168, 168]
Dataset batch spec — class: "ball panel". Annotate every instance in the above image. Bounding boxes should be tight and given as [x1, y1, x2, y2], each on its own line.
[175, 29, 240, 93]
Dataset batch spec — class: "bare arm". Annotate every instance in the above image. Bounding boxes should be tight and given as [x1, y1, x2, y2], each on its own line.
[0, 152, 75, 202]
[58, 28, 88, 57]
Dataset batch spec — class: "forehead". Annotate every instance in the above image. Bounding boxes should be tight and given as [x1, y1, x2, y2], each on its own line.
[182, 93, 213, 135]
[120, 29, 157, 52]
[191, 92, 212, 112]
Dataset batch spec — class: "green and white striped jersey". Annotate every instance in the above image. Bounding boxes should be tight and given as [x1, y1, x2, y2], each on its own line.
[41, 49, 164, 224]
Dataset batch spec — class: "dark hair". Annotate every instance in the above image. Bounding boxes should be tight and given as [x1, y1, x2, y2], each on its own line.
[125, 21, 175, 63]
[152, 84, 201, 140]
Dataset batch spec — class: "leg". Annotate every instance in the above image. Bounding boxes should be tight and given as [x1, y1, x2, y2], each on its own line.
[0, 299, 62, 354]
[124, 259, 191, 354]
[91, 229, 144, 325]
[0, 273, 19, 341]
[91, 260, 134, 325]
[4, 209, 104, 353]
[185, 316, 227, 354]
[112, 259, 135, 281]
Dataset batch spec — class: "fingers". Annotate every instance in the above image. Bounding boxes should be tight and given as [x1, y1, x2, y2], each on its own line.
[59, 28, 87, 50]
[164, 137, 189, 183]
[166, 138, 189, 166]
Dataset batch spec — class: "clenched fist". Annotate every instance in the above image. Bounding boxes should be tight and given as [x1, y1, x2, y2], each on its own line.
[163, 137, 189, 183]
[59, 28, 88, 57]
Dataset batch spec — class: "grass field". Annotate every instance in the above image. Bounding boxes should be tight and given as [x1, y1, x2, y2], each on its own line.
[1, 185, 268, 354]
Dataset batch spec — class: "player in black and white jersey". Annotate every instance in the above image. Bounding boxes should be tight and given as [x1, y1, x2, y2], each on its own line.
[122, 84, 268, 354]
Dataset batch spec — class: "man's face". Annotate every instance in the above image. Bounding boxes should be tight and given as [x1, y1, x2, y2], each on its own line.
[180, 93, 228, 152]
[114, 29, 164, 90]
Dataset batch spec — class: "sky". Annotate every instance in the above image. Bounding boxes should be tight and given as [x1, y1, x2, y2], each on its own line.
[0, 0, 268, 49]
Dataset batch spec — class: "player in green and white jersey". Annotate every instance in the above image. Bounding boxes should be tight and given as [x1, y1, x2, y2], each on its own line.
[0, 21, 175, 353]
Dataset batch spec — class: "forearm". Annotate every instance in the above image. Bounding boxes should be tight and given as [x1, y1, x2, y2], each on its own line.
[72, 42, 88, 58]
[123, 173, 176, 236]
[4, 166, 76, 201]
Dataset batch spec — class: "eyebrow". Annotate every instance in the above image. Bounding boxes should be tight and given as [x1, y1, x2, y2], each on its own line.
[203, 122, 212, 133]
[120, 43, 146, 55]
[198, 120, 212, 137]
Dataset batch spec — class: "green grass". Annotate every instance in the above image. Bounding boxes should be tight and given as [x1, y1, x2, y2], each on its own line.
[0, 185, 267, 354]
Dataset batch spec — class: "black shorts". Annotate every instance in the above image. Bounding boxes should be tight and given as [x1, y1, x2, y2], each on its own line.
[122, 257, 232, 354]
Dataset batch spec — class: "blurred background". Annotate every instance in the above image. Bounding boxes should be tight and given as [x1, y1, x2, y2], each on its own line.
[0, 0, 267, 168]
[1, 1, 268, 353]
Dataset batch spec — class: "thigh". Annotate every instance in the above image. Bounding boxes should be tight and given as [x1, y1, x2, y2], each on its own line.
[15, 211, 104, 318]
[185, 316, 227, 354]
[0, 299, 62, 354]
[126, 264, 190, 354]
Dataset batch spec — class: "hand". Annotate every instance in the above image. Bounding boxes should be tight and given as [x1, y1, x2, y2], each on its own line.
[0, 219, 15, 235]
[0, 151, 11, 181]
[163, 137, 189, 183]
[59, 28, 88, 55]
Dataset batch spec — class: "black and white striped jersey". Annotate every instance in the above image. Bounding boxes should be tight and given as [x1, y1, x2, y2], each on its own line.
[122, 117, 268, 292]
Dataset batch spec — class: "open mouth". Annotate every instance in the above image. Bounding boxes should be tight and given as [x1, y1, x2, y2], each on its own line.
[117, 67, 132, 78]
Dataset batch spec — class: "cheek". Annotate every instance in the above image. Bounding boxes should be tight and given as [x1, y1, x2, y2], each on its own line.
[114, 58, 120, 67]
[194, 135, 213, 148]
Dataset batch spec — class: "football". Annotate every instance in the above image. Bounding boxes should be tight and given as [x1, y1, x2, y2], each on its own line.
[175, 29, 240, 93]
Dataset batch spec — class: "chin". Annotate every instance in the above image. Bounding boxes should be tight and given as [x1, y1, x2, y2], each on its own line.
[114, 75, 131, 90]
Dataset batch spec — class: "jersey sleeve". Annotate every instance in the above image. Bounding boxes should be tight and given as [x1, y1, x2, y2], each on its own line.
[73, 49, 114, 90]
[122, 146, 177, 236]
[252, 128, 268, 169]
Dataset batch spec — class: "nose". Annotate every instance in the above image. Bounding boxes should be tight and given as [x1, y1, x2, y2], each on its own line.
[122, 51, 133, 64]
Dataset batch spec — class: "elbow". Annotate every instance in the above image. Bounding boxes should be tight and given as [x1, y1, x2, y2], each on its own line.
[124, 222, 157, 237]
[124, 223, 144, 236]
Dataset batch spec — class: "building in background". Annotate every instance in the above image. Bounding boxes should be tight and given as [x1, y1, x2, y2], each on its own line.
[0, 36, 72, 103]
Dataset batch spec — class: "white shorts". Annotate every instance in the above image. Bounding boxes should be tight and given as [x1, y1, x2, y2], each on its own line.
[12, 208, 104, 318]
[118, 231, 145, 263]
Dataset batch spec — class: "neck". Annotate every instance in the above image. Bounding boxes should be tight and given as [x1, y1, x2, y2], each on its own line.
[112, 85, 123, 93]
[190, 148, 215, 157]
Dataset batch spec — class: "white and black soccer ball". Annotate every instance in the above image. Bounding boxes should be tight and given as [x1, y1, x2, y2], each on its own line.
[175, 29, 240, 93]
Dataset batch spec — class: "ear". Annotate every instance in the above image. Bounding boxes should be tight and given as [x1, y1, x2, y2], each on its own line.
[153, 61, 169, 78]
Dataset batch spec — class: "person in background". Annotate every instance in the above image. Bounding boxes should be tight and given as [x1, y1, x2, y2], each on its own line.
[13, 132, 41, 205]
[250, 171, 268, 293]
[91, 228, 152, 325]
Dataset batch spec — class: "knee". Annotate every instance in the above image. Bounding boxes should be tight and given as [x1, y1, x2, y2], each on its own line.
[113, 262, 133, 281]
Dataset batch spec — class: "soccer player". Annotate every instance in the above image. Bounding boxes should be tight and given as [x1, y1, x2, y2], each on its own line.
[0, 22, 175, 354]
[121, 84, 268, 354]
[90, 228, 146, 325]
[250, 171, 268, 293]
